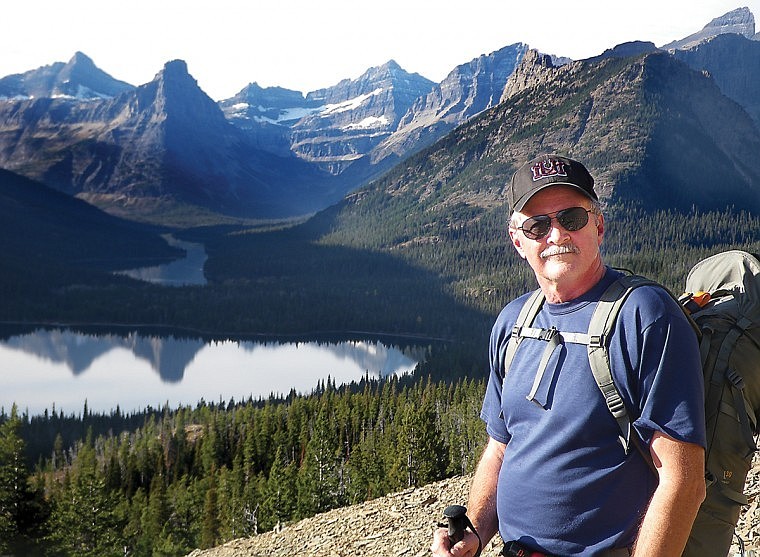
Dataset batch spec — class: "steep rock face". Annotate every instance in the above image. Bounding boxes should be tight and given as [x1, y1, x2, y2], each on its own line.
[325, 48, 760, 253]
[0, 52, 133, 100]
[662, 6, 756, 50]
[370, 43, 529, 165]
[673, 33, 760, 129]
[0, 60, 332, 221]
[289, 61, 435, 174]
[500, 48, 565, 101]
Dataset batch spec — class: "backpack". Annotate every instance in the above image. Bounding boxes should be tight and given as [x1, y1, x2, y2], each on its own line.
[681, 250, 760, 557]
[501, 250, 760, 557]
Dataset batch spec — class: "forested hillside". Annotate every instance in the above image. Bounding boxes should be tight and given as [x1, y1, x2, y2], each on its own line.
[1, 377, 486, 556]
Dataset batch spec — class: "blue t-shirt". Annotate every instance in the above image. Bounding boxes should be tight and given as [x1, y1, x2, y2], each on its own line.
[481, 268, 706, 555]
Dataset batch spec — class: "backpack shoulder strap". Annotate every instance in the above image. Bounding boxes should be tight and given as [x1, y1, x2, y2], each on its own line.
[587, 275, 662, 455]
[499, 289, 545, 380]
[500, 276, 664, 462]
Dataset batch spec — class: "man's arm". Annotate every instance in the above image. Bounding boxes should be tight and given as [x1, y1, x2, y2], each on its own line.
[632, 431, 706, 556]
[431, 437, 506, 556]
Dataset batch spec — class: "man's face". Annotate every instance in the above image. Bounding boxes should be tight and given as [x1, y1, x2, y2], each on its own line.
[508, 185, 604, 292]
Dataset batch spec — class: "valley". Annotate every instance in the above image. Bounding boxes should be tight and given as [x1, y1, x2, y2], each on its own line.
[2, 6, 760, 556]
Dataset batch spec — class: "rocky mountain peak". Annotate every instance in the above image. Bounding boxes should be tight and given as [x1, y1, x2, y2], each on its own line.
[662, 6, 756, 50]
[233, 82, 307, 107]
[156, 59, 192, 83]
[500, 48, 566, 101]
[709, 6, 756, 34]
[66, 51, 96, 69]
[290, 60, 436, 174]
[305, 60, 434, 105]
[368, 43, 528, 166]
[0, 51, 132, 100]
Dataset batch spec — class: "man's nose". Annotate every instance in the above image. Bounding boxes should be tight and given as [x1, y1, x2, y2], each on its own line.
[545, 221, 569, 243]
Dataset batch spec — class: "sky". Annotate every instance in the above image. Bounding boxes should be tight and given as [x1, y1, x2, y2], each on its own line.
[2, 1, 758, 101]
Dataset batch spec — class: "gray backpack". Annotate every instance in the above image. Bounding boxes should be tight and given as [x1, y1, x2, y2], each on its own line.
[502, 251, 760, 557]
[681, 250, 760, 557]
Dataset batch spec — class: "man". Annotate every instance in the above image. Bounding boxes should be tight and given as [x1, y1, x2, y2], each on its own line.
[431, 154, 706, 556]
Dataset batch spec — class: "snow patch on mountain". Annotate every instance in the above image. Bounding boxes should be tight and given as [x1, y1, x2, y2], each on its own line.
[341, 115, 390, 131]
[320, 88, 384, 116]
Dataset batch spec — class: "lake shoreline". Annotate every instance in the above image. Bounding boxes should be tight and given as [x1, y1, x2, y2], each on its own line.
[0, 319, 455, 344]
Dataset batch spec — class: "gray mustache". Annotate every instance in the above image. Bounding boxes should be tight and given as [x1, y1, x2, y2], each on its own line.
[540, 245, 580, 259]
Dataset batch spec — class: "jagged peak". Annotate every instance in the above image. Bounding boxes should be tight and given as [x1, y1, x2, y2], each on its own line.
[68, 51, 95, 65]
[161, 59, 190, 76]
[381, 59, 402, 71]
[662, 6, 756, 51]
[359, 59, 423, 82]
[150, 59, 201, 91]
[500, 48, 568, 101]
[703, 6, 755, 32]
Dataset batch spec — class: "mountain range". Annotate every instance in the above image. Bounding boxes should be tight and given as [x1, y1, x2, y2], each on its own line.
[0, 7, 759, 226]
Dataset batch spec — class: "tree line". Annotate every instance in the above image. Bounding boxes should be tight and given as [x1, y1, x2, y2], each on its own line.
[0, 376, 487, 556]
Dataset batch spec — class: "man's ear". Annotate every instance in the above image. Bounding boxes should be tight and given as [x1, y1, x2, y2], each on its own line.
[509, 227, 527, 259]
[595, 213, 605, 246]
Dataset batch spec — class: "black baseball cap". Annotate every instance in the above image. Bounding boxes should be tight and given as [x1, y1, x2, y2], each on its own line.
[507, 154, 598, 212]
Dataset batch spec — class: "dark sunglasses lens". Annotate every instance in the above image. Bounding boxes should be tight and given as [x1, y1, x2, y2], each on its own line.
[557, 207, 590, 231]
[522, 216, 551, 239]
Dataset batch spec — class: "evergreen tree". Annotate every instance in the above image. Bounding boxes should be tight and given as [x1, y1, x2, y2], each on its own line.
[46, 442, 123, 556]
[296, 402, 343, 518]
[263, 445, 296, 530]
[200, 475, 220, 549]
[141, 473, 169, 555]
[0, 404, 25, 553]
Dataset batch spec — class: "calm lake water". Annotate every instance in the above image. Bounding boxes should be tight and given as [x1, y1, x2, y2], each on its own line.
[2, 328, 426, 416]
[116, 234, 208, 286]
[4, 236, 428, 416]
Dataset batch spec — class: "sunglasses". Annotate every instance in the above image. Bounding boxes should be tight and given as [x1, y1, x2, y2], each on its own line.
[515, 206, 593, 240]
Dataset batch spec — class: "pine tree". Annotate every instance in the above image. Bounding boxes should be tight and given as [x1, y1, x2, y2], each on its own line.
[200, 475, 220, 549]
[142, 473, 169, 554]
[0, 404, 26, 553]
[263, 445, 296, 529]
[46, 441, 123, 557]
[296, 401, 343, 518]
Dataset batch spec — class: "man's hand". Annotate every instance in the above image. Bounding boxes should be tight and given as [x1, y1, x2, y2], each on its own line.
[431, 526, 481, 557]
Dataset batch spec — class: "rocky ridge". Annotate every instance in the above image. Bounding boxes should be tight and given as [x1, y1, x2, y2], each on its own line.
[369, 44, 529, 166]
[662, 6, 757, 50]
[189, 458, 760, 557]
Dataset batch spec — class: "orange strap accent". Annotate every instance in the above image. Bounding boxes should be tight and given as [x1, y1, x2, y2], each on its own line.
[692, 291, 711, 307]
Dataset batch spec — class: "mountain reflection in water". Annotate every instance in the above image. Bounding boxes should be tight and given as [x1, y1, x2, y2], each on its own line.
[1, 328, 427, 416]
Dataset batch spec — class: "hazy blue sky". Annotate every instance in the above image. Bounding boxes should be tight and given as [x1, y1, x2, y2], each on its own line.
[2, 0, 756, 100]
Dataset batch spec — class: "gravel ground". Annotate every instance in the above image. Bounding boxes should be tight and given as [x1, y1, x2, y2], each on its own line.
[189, 456, 760, 557]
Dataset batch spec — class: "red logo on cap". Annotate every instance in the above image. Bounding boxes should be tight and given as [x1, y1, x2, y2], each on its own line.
[530, 159, 568, 182]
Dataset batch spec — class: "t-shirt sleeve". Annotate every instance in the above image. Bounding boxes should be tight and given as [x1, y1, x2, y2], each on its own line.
[480, 306, 518, 445]
[617, 287, 706, 448]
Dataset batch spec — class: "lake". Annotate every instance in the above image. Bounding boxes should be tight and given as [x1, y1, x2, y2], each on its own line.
[1, 327, 427, 416]
[116, 234, 208, 286]
[4, 237, 428, 417]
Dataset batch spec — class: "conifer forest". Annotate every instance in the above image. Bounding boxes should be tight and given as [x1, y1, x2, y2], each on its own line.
[3, 205, 760, 556]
